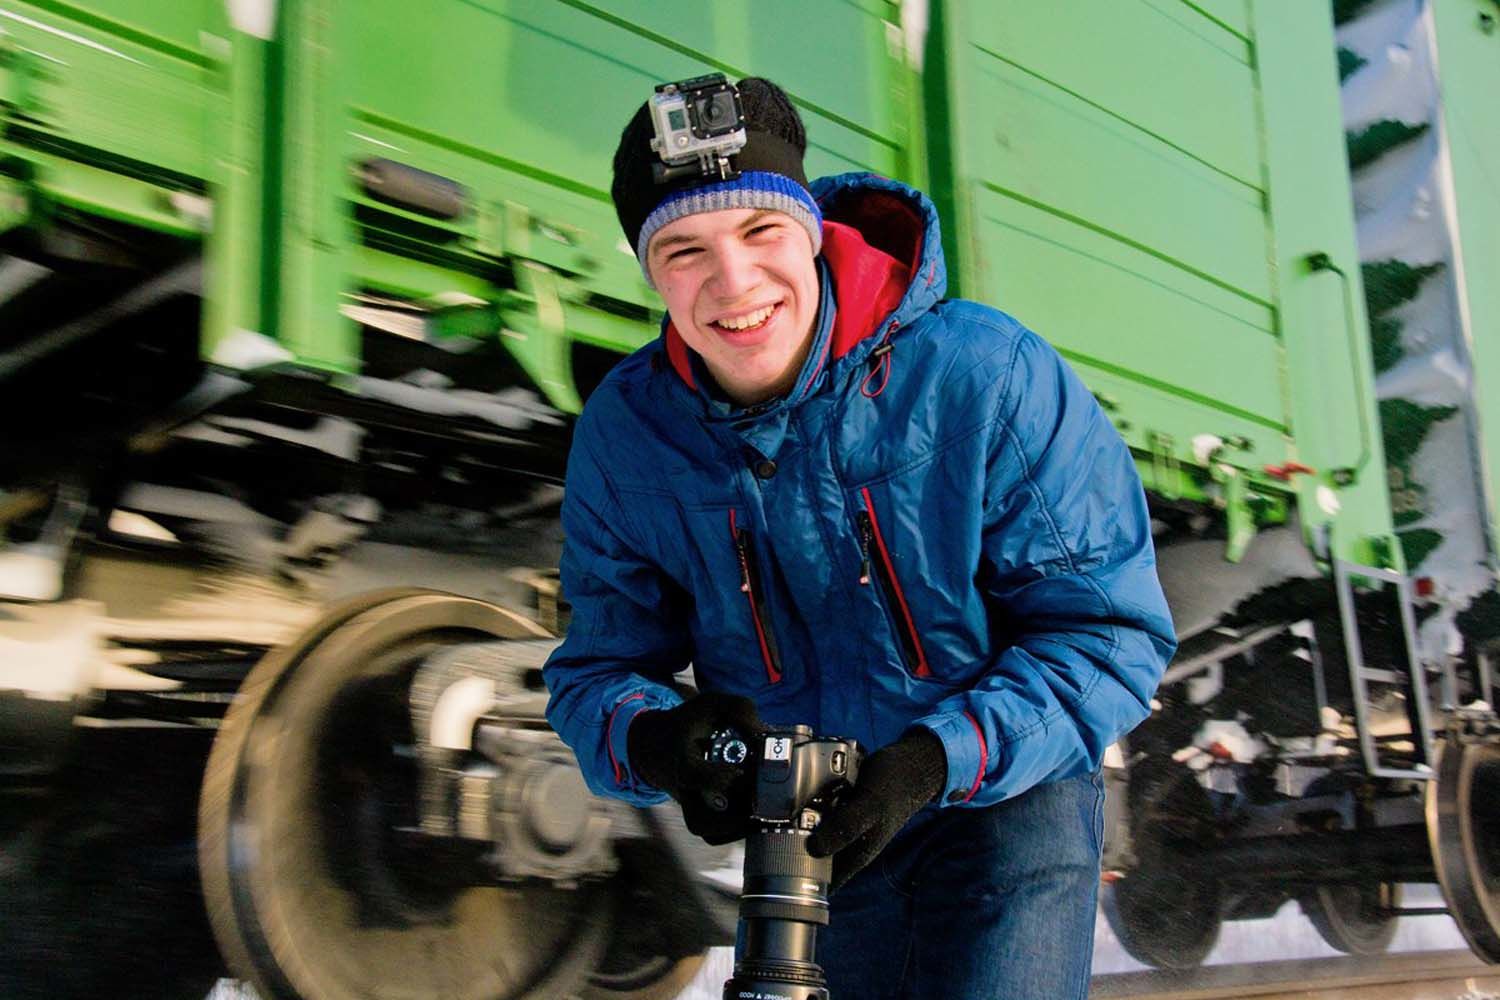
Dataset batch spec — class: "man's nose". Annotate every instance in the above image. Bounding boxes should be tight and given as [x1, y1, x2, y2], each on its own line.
[709, 244, 760, 299]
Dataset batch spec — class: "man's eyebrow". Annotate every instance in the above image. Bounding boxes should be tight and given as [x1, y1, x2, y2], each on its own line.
[651, 231, 702, 255]
[739, 209, 777, 230]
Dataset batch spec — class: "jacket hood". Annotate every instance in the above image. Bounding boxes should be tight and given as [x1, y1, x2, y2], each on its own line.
[662, 173, 946, 397]
[812, 171, 946, 336]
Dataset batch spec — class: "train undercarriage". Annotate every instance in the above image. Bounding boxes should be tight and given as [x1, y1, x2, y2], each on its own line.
[1103, 532, 1500, 968]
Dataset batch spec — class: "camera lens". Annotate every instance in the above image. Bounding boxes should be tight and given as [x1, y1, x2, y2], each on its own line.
[698, 92, 736, 131]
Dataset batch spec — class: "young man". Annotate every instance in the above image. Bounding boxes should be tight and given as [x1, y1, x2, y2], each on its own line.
[544, 77, 1176, 998]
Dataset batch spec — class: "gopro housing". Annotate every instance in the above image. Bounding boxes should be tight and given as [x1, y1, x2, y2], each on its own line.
[648, 73, 747, 184]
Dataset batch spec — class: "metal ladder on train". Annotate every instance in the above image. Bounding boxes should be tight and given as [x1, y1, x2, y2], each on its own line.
[1332, 559, 1463, 780]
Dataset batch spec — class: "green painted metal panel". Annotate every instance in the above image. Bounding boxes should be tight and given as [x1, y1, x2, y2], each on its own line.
[0, 139, 204, 234]
[1251, 0, 1393, 565]
[0, 174, 27, 234]
[271, 0, 358, 372]
[0, 1, 261, 361]
[970, 187, 1282, 427]
[964, 56, 1273, 306]
[341, 112, 654, 310]
[932, 0, 1392, 561]
[934, 0, 1285, 466]
[0, 1, 222, 183]
[1184, 0, 1250, 39]
[1, 0, 911, 406]
[326, 0, 911, 405]
[562, 0, 913, 175]
[340, 0, 909, 231]
[1080, 359, 1290, 479]
[202, 28, 268, 361]
[10, 0, 221, 59]
[965, 2, 1262, 187]
[1429, 0, 1500, 558]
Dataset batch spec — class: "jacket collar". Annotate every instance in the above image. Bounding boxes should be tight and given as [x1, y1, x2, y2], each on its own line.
[659, 174, 944, 403]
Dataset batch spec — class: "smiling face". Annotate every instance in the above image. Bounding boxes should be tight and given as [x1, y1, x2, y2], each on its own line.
[646, 207, 820, 406]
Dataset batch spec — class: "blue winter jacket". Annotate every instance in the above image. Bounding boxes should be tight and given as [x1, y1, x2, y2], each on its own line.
[543, 173, 1176, 811]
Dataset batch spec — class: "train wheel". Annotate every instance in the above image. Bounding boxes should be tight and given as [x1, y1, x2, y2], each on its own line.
[580, 827, 723, 999]
[1427, 732, 1500, 963]
[584, 955, 707, 999]
[582, 874, 707, 1000]
[199, 590, 613, 999]
[1300, 881, 1402, 955]
[1298, 772, 1401, 956]
[1101, 759, 1222, 969]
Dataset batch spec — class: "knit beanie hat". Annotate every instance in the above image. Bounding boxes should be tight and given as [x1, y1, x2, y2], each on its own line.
[611, 77, 822, 284]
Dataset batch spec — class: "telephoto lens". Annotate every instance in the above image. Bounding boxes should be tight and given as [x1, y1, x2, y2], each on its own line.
[723, 726, 861, 1000]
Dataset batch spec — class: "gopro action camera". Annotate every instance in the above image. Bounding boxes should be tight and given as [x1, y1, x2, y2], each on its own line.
[648, 73, 747, 184]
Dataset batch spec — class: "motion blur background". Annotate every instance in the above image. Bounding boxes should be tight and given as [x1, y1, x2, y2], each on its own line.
[1, 1, 1498, 998]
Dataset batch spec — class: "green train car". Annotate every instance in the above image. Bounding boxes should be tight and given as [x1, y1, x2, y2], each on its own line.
[0, 1, 1496, 996]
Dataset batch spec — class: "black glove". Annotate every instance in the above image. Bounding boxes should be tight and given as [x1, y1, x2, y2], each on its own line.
[806, 728, 948, 891]
[626, 691, 767, 845]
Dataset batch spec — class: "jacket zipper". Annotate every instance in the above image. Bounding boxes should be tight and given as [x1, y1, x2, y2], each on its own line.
[856, 488, 932, 678]
[730, 510, 782, 684]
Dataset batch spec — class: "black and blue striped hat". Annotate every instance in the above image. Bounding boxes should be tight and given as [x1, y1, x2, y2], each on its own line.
[611, 77, 822, 284]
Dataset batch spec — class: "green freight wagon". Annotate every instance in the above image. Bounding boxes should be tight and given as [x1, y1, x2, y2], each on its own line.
[929, 0, 1496, 966]
[0, 1, 1496, 996]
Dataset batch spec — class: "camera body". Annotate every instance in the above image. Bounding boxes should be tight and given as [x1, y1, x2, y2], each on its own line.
[713, 725, 862, 1000]
[746, 730, 858, 829]
[648, 73, 747, 184]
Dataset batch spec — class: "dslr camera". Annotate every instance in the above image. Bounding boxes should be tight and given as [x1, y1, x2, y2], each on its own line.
[707, 725, 863, 1000]
[648, 73, 747, 184]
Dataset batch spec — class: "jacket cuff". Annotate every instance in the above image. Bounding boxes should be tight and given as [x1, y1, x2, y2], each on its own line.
[911, 710, 991, 806]
[606, 691, 678, 800]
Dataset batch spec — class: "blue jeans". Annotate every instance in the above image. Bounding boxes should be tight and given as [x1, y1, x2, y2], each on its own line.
[815, 770, 1104, 1000]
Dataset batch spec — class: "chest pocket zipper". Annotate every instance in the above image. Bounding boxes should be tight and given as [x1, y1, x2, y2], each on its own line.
[730, 510, 783, 684]
[856, 487, 932, 679]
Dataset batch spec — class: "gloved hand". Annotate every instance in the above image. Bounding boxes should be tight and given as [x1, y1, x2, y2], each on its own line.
[806, 728, 947, 891]
[626, 691, 768, 845]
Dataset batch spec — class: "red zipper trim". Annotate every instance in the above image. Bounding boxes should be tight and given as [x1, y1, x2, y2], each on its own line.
[860, 321, 898, 398]
[859, 486, 931, 677]
[607, 692, 646, 786]
[962, 711, 987, 802]
[730, 510, 782, 684]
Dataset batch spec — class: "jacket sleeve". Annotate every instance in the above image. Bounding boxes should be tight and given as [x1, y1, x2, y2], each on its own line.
[911, 326, 1177, 806]
[542, 406, 690, 806]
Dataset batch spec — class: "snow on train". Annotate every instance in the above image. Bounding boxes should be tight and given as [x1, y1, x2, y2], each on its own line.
[0, 0, 1496, 996]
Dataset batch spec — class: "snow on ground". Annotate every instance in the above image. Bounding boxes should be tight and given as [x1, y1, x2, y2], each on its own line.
[201, 891, 1471, 999]
[670, 886, 1472, 999]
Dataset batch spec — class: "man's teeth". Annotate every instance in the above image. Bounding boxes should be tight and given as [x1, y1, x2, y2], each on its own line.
[717, 305, 776, 331]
